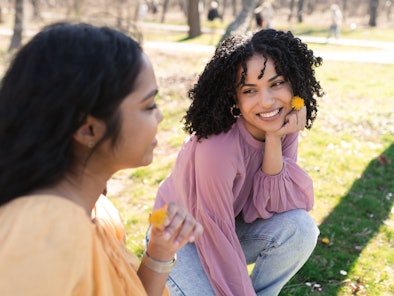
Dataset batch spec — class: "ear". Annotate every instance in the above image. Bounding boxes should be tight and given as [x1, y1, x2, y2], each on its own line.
[73, 115, 106, 148]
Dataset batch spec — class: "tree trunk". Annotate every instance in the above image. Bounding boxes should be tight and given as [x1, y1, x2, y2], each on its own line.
[288, 0, 295, 21]
[30, 0, 41, 20]
[73, 0, 83, 16]
[116, 0, 123, 29]
[221, 0, 227, 20]
[161, 0, 170, 23]
[369, 0, 379, 26]
[342, 0, 348, 23]
[188, 0, 201, 38]
[297, 0, 304, 23]
[9, 0, 23, 51]
[220, 0, 255, 42]
[386, 0, 392, 20]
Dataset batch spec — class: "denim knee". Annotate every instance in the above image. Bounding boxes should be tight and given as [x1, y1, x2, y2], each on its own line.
[288, 209, 320, 256]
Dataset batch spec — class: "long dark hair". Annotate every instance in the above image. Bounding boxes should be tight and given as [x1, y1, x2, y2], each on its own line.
[0, 22, 143, 205]
[184, 29, 324, 140]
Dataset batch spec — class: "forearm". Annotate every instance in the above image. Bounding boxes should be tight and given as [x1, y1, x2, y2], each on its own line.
[137, 263, 168, 296]
[262, 135, 283, 175]
[137, 246, 175, 296]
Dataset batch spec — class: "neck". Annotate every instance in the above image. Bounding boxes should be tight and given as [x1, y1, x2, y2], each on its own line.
[34, 170, 109, 216]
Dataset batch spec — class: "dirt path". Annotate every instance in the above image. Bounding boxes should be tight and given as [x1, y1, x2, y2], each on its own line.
[143, 37, 394, 65]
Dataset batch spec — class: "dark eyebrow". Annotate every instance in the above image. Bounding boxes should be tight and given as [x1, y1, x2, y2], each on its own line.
[140, 89, 159, 103]
[240, 83, 255, 88]
[239, 74, 283, 88]
[268, 74, 282, 82]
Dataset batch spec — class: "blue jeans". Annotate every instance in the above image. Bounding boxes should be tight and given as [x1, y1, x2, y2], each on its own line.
[150, 209, 319, 296]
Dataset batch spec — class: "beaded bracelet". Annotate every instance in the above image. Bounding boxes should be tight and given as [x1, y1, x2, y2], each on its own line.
[140, 250, 177, 273]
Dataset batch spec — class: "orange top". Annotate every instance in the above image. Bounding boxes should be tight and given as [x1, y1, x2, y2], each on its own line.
[0, 194, 169, 296]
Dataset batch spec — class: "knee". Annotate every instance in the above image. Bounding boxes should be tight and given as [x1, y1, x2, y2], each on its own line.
[286, 209, 320, 255]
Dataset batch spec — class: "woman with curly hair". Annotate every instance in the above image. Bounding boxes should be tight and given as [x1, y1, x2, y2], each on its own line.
[152, 29, 324, 295]
[0, 22, 203, 295]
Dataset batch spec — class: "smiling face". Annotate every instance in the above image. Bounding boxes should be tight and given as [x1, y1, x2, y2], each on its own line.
[235, 54, 293, 141]
[111, 53, 163, 170]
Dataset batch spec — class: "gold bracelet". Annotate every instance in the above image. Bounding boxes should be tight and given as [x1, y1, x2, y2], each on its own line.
[140, 250, 177, 273]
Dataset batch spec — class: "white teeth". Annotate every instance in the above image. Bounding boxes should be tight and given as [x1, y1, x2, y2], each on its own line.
[259, 109, 279, 118]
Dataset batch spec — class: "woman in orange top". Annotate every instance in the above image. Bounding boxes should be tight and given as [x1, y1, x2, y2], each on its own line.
[0, 22, 202, 296]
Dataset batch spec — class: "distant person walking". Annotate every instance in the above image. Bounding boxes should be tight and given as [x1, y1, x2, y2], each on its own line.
[254, 1, 275, 30]
[207, 1, 220, 22]
[327, 4, 343, 40]
[254, 4, 264, 29]
[207, 1, 221, 43]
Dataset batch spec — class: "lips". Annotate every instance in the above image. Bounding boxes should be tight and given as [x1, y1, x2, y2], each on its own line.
[258, 108, 280, 118]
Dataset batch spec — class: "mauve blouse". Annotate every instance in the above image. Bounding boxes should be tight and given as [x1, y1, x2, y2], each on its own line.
[154, 117, 314, 296]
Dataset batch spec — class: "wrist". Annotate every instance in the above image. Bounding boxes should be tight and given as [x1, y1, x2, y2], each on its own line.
[140, 250, 177, 274]
[264, 133, 283, 142]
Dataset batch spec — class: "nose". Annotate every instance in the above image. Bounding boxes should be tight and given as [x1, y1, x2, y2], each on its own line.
[156, 108, 164, 123]
[260, 90, 275, 108]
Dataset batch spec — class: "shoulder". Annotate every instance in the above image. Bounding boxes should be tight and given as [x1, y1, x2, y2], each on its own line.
[0, 195, 94, 251]
[194, 124, 242, 159]
[0, 195, 95, 294]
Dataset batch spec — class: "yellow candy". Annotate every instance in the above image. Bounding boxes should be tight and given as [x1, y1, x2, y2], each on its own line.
[149, 206, 168, 227]
[291, 96, 305, 111]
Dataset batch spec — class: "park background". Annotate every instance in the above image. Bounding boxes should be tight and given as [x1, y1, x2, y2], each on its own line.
[0, 0, 393, 295]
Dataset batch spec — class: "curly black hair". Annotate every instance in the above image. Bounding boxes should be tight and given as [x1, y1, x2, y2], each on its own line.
[184, 29, 324, 140]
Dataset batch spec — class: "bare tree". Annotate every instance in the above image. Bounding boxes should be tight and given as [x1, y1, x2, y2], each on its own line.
[288, 0, 295, 21]
[220, 0, 255, 42]
[369, 0, 379, 26]
[30, 0, 41, 20]
[342, 0, 348, 23]
[232, 0, 237, 16]
[188, 0, 201, 37]
[385, 0, 392, 20]
[297, 0, 305, 22]
[161, 0, 170, 22]
[221, 0, 228, 20]
[9, 0, 24, 51]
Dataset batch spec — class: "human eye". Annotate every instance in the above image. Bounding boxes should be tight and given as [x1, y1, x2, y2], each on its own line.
[272, 80, 286, 87]
[242, 88, 257, 95]
[146, 102, 157, 111]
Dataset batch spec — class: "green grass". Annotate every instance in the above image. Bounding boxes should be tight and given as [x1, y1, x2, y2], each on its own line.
[277, 61, 394, 295]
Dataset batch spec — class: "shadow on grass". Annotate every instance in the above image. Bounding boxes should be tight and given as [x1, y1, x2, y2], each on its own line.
[177, 36, 194, 42]
[281, 143, 394, 295]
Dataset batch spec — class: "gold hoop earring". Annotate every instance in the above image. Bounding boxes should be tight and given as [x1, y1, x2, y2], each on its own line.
[88, 142, 95, 149]
[230, 104, 241, 118]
